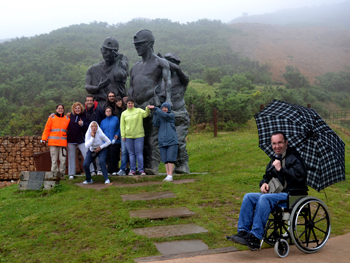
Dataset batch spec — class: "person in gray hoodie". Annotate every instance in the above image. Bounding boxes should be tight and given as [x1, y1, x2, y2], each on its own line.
[152, 102, 179, 181]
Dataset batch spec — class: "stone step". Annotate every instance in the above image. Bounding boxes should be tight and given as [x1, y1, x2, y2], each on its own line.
[155, 240, 208, 255]
[130, 207, 195, 219]
[114, 179, 195, 188]
[121, 191, 177, 201]
[135, 246, 238, 262]
[133, 223, 208, 238]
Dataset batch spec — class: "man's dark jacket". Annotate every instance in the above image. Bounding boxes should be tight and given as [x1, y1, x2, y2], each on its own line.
[259, 147, 307, 193]
[84, 101, 105, 125]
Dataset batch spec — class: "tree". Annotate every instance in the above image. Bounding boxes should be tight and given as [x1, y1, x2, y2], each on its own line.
[203, 68, 221, 85]
[283, 66, 310, 89]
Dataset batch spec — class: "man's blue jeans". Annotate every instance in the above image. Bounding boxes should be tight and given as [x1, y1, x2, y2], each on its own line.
[83, 148, 108, 181]
[237, 192, 288, 239]
[120, 139, 129, 171]
[125, 137, 144, 172]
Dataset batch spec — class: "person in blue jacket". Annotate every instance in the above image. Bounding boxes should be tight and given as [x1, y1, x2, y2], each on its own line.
[152, 102, 179, 182]
[100, 106, 121, 175]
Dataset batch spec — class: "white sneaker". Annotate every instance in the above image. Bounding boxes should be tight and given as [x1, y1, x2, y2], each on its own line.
[105, 179, 110, 184]
[112, 172, 117, 176]
[97, 171, 103, 176]
[83, 180, 93, 184]
[117, 170, 126, 176]
[163, 176, 173, 182]
[69, 175, 74, 180]
[91, 171, 96, 176]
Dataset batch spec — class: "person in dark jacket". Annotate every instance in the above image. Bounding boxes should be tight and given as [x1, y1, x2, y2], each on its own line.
[100, 106, 121, 175]
[227, 131, 307, 250]
[105, 92, 118, 116]
[67, 102, 90, 179]
[152, 102, 179, 182]
[84, 95, 105, 175]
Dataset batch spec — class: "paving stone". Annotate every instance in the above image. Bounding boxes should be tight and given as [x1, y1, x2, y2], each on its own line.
[135, 247, 238, 262]
[113, 179, 195, 188]
[133, 223, 208, 238]
[75, 182, 112, 190]
[154, 240, 208, 255]
[130, 207, 195, 219]
[121, 191, 177, 201]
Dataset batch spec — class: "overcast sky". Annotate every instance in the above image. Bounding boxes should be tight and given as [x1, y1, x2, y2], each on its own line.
[0, 0, 344, 39]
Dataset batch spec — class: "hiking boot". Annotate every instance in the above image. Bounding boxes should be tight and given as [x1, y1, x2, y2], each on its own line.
[235, 233, 260, 250]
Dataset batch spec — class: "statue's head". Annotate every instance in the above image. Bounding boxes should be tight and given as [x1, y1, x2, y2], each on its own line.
[102, 37, 119, 51]
[101, 37, 119, 63]
[133, 30, 154, 54]
[164, 53, 181, 65]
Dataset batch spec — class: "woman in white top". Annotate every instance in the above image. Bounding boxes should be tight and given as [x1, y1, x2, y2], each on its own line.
[83, 121, 111, 184]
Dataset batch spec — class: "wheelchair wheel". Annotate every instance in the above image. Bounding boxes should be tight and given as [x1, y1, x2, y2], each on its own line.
[264, 215, 290, 246]
[274, 239, 289, 258]
[290, 197, 331, 254]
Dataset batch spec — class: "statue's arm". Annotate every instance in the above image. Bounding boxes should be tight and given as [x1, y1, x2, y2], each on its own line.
[128, 68, 134, 98]
[159, 58, 172, 106]
[85, 68, 110, 94]
[168, 61, 189, 88]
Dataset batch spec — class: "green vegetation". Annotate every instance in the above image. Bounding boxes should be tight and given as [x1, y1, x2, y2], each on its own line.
[0, 128, 349, 262]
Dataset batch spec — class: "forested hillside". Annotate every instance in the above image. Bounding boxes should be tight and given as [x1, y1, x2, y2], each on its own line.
[0, 19, 271, 136]
[0, 18, 349, 136]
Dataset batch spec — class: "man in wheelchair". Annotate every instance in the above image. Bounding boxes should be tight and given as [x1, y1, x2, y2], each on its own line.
[227, 131, 307, 250]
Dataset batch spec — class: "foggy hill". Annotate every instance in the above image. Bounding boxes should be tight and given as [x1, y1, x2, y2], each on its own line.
[229, 23, 350, 83]
[228, 1, 350, 29]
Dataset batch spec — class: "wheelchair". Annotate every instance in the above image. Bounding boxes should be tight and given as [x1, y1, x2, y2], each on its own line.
[262, 189, 331, 258]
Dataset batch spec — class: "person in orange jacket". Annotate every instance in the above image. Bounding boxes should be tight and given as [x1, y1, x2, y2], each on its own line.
[41, 104, 70, 175]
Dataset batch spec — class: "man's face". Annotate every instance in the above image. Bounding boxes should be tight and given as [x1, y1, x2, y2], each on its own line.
[108, 93, 115, 102]
[85, 97, 94, 108]
[101, 47, 116, 63]
[134, 41, 149, 56]
[271, 134, 288, 155]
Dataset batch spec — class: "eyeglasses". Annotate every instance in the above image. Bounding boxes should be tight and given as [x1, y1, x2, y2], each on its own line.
[272, 141, 286, 147]
[108, 95, 115, 98]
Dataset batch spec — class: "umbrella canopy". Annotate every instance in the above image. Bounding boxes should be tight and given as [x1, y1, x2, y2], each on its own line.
[254, 99, 345, 192]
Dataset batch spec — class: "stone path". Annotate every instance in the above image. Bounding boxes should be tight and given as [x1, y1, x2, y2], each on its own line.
[75, 176, 230, 260]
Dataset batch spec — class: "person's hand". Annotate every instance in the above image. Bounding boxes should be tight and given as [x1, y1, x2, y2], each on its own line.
[122, 138, 126, 142]
[94, 147, 101, 153]
[273, 159, 282, 171]
[41, 140, 46, 146]
[91, 131, 96, 138]
[66, 112, 71, 118]
[114, 135, 118, 140]
[78, 118, 83, 126]
[147, 105, 155, 109]
[49, 113, 55, 118]
[261, 183, 269, 194]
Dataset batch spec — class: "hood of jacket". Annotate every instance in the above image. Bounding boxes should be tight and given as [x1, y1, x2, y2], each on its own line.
[161, 102, 172, 113]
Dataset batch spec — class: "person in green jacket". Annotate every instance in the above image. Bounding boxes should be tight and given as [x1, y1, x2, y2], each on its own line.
[120, 97, 152, 175]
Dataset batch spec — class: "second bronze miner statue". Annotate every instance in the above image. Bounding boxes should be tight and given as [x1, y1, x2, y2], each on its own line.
[85, 37, 129, 109]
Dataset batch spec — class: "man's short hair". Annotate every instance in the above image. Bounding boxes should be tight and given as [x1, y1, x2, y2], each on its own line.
[86, 95, 94, 101]
[271, 131, 287, 141]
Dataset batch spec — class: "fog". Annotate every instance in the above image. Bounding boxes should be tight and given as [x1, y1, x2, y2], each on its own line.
[0, 0, 345, 39]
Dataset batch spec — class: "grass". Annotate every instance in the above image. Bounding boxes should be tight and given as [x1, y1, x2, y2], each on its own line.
[0, 127, 349, 262]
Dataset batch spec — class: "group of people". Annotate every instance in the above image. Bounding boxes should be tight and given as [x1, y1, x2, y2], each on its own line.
[41, 93, 179, 184]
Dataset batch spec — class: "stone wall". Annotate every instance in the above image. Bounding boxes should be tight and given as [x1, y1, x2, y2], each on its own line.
[0, 136, 48, 180]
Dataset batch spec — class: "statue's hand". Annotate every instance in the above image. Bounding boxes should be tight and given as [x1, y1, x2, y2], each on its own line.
[98, 78, 111, 89]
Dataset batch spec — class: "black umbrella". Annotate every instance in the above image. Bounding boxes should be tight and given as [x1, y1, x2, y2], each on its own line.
[254, 99, 345, 192]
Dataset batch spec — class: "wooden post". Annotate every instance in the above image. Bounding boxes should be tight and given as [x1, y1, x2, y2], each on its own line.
[260, 104, 264, 111]
[213, 108, 217, 138]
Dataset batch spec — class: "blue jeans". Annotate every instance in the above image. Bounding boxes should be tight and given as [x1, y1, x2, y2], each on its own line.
[237, 192, 288, 239]
[125, 137, 144, 172]
[83, 148, 108, 181]
[120, 139, 129, 170]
